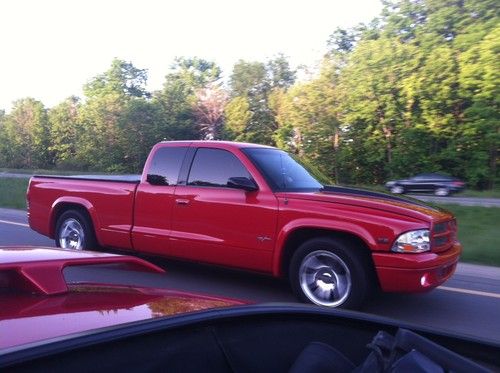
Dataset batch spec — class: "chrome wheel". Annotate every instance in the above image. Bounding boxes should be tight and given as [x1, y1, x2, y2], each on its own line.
[390, 185, 404, 194]
[58, 218, 85, 250]
[299, 250, 352, 307]
[435, 187, 449, 196]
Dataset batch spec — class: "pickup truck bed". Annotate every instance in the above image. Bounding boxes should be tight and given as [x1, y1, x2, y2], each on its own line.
[28, 176, 139, 249]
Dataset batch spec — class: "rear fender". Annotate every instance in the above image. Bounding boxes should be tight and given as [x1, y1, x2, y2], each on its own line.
[50, 197, 101, 243]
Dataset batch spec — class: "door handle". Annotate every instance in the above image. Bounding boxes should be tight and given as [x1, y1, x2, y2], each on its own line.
[175, 199, 190, 205]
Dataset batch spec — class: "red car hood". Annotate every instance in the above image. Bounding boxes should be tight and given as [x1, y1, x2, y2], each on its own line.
[280, 187, 452, 223]
[0, 247, 244, 350]
[1, 286, 241, 350]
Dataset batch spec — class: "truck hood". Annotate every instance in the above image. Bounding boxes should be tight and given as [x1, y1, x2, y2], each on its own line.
[281, 186, 452, 223]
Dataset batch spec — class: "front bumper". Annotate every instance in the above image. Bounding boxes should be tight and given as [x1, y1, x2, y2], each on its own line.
[372, 241, 462, 293]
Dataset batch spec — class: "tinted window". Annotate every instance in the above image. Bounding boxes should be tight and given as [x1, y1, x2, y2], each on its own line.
[412, 175, 427, 181]
[147, 147, 188, 185]
[413, 173, 451, 181]
[187, 148, 251, 188]
[243, 148, 322, 192]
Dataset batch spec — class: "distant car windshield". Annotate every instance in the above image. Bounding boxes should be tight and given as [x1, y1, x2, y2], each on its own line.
[243, 148, 323, 192]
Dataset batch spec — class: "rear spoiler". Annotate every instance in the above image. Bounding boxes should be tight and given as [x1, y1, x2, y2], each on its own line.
[0, 247, 165, 295]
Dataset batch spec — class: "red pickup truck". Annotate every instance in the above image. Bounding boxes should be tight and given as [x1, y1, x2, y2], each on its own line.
[27, 141, 461, 308]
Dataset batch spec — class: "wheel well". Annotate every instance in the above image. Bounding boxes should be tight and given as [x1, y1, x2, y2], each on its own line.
[280, 228, 379, 288]
[51, 203, 94, 239]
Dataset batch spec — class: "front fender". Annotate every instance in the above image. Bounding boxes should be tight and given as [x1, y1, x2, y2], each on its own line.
[272, 218, 378, 277]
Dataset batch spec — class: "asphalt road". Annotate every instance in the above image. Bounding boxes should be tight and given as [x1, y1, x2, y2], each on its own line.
[1, 207, 499, 343]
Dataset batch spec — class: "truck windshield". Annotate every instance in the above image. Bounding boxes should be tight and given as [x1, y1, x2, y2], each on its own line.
[243, 148, 323, 192]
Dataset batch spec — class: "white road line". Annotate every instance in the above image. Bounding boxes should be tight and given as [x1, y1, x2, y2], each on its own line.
[0, 219, 29, 228]
[438, 286, 500, 299]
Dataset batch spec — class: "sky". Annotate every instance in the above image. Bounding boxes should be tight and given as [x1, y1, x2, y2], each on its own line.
[0, 0, 382, 111]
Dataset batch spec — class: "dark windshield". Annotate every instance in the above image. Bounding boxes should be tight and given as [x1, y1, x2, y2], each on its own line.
[243, 148, 323, 192]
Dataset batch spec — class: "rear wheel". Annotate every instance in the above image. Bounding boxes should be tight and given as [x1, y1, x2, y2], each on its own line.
[434, 187, 450, 196]
[289, 237, 370, 309]
[55, 210, 97, 251]
[390, 185, 404, 194]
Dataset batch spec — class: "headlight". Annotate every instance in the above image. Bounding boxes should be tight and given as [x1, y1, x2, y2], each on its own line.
[391, 229, 430, 253]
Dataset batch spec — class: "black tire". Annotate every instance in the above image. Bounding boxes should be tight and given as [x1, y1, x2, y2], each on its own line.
[55, 209, 97, 251]
[289, 237, 370, 309]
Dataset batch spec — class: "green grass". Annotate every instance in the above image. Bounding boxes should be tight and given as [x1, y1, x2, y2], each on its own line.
[436, 204, 500, 267]
[1, 177, 498, 266]
[0, 178, 29, 209]
[353, 184, 500, 198]
[0, 168, 110, 176]
[459, 189, 500, 198]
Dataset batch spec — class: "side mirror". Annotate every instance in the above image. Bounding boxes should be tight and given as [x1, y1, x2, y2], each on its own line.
[227, 177, 258, 192]
[147, 174, 169, 186]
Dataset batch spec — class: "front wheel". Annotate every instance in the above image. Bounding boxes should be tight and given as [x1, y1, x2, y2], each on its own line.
[55, 210, 97, 250]
[289, 237, 370, 309]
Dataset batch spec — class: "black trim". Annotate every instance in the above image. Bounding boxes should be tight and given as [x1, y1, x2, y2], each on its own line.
[321, 185, 440, 210]
[173, 146, 196, 186]
[32, 175, 140, 184]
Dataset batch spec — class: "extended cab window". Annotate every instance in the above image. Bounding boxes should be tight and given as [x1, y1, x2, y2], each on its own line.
[187, 148, 251, 188]
[147, 147, 188, 185]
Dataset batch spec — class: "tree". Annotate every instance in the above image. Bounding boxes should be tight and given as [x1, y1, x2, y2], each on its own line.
[271, 59, 340, 182]
[2, 98, 52, 168]
[224, 96, 252, 141]
[337, 37, 422, 183]
[327, 28, 357, 54]
[77, 59, 152, 172]
[118, 99, 163, 172]
[458, 25, 500, 188]
[48, 96, 82, 169]
[84, 59, 150, 99]
[380, 0, 427, 43]
[194, 84, 228, 140]
[267, 54, 296, 90]
[154, 57, 222, 141]
[226, 56, 296, 145]
[0, 110, 8, 166]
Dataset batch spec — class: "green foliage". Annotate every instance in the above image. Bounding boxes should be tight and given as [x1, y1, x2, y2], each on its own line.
[83, 59, 150, 99]
[224, 96, 252, 141]
[227, 56, 296, 145]
[0, 110, 7, 166]
[314, 0, 499, 188]
[438, 204, 500, 266]
[48, 96, 82, 169]
[271, 63, 340, 181]
[1, 98, 52, 168]
[0, 178, 29, 209]
[154, 57, 223, 143]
